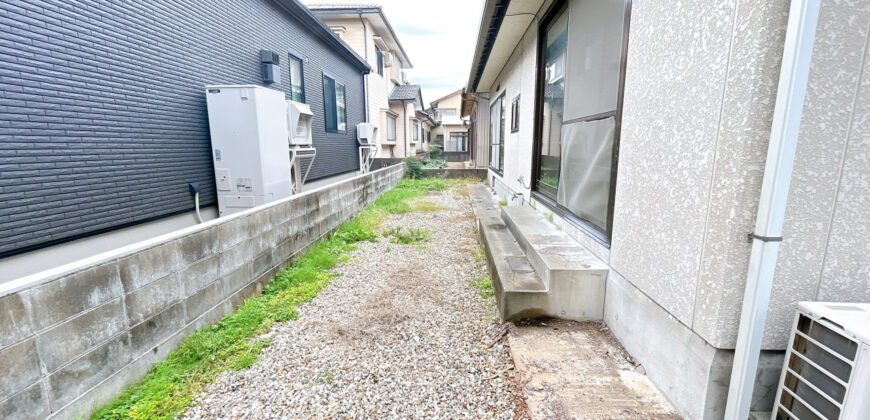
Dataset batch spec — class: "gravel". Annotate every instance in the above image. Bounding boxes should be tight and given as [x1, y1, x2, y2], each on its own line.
[183, 183, 523, 419]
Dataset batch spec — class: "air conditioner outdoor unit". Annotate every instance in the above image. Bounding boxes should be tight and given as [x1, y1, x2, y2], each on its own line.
[773, 302, 870, 420]
[383, 52, 394, 67]
[357, 122, 378, 146]
[286, 100, 313, 146]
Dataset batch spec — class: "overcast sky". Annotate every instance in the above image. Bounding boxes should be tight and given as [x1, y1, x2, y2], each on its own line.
[304, 0, 485, 107]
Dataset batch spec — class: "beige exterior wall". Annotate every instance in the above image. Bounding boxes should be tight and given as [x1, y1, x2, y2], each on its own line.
[481, 0, 870, 353]
[319, 15, 413, 159]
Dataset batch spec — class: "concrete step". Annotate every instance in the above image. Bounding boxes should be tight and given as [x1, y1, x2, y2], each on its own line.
[469, 185, 548, 320]
[500, 206, 608, 320]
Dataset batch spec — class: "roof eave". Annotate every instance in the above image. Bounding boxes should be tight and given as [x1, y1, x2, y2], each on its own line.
[310, 7, 413, 68]
[465, 0, 511, 94]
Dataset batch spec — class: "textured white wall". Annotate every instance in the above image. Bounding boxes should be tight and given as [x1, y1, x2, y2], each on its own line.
[485, 0, 870, 351]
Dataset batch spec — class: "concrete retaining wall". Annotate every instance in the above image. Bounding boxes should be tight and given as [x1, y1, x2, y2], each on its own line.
[422, 168, 487, 179]
[0, 164, 404, 420]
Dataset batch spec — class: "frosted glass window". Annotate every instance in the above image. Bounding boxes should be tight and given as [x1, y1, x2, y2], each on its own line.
[335, 82, 346, 132]
[562, 0, 626, 120]
[533, 0, 629, 238]
[557, 118, 615, 228]
[386, 115, 396, 140]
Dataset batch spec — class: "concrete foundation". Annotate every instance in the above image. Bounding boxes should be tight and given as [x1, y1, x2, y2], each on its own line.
[0, 164, 404, 420]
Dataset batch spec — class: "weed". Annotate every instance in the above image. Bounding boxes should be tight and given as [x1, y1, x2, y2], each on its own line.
[473, 249, 486, 262]
[412, 200, 444, 212]
[91, 175, 441, 420]
[383, 226, 430, 244]
[545, 213, 554, 223]
[498, 200, 507, 207]
[471, 276, 495, 300]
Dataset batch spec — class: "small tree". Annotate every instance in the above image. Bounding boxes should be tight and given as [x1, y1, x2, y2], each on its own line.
[429, 144, 443, 160]
[405, 156, 423, 179]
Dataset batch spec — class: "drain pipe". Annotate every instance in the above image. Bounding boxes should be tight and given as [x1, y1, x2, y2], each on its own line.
[723, 1, 820, 419]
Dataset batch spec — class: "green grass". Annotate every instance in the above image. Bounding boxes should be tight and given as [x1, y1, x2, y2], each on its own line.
[91, 177, 446, 420]
[471, 276, 495, 300]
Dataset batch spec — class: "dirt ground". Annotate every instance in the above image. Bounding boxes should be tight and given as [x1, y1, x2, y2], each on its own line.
[508, 319, 681, 419]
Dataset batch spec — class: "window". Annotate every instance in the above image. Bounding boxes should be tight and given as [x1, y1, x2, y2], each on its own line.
[413, 121, 420, 141]
[511, 96, 520, 132]
[323, 74, 347, 132]
[386, 115, 396, 141]
[449, 132, 468, 152]
[439, 109, 456, 120]
[533, 0, 629, 239]
[489, 95, 505, 172]
[288, 54, 305, 102]
[375, 46, 384, 77]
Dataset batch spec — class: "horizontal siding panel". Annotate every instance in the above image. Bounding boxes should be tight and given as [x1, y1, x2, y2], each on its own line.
[0, 0, 364, 256]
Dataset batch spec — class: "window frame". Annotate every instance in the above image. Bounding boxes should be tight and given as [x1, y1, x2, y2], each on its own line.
[511, 95, 520, 132]
[375, 45, 385, 77]
[450, 132, 469, 152]
[529, 0, 632, 245]
[489, 93, 506, 174]
[386, 114, 397, 141]
[322, 72, 347, 133]
[288, 52, 306, 103]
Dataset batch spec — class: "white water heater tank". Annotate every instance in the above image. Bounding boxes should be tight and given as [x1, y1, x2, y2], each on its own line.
[205, 85, 293, 216]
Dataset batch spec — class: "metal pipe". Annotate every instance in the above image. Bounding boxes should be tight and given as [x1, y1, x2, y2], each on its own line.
[723, 1, 820, 418]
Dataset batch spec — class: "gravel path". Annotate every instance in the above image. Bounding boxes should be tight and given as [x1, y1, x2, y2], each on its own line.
[183, 183, 522, 419]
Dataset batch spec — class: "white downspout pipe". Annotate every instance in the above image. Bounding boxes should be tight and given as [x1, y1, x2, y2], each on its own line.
[723, 0, 820, 419]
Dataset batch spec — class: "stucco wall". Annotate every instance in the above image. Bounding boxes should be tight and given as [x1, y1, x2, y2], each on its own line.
[482, 0, 870, 351]
[0, 165, 404, 420]
[613, 0, 870, 350]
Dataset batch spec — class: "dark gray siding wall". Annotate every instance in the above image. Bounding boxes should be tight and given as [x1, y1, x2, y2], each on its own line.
[0, 0, 365, 257]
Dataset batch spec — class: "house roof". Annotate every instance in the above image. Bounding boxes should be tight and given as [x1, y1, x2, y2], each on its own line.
[430, 88, 464, 106]
[465, 0, 545, 93]
[273, 0, 371, 73]
[307, 3, 413, 68]
[389, 84, 422, 102]
[416, 110, 436, 125]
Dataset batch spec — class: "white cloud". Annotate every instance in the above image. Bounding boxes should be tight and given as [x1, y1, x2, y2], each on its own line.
[304, 0, 484, 107]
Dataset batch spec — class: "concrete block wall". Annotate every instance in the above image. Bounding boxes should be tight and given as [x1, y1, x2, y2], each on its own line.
[0, 164, 404, 420]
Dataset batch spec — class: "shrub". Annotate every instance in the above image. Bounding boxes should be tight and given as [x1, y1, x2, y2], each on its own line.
[405, 156, 423, 179]
[429, 144, 443, 160]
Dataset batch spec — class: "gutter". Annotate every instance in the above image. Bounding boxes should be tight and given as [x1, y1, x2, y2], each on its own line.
[723, 1, 820, 418]
[465, 0, 511, 93]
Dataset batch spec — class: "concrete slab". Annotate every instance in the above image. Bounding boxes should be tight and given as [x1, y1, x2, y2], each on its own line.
[508, 319, 681, 420]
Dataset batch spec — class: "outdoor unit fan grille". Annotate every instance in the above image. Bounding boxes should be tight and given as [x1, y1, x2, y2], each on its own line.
[776, 314, 859, 420]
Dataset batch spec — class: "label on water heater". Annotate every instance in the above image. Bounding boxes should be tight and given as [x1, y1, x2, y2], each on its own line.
[214, 149, 222, 161]
[236, 177, 253, 192]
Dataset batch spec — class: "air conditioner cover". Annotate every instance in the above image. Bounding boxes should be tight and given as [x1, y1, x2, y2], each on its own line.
[287, 100, 313, 146]
[357, 122, 378, 146]
[773, 302, 870, 420]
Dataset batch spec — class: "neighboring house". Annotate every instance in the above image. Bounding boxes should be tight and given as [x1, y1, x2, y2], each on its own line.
[308, 3, 419, 158]
[385, 84, 427, 157]
[429, 89, 470, 162]
[416, 111, 436, 152]
[0, 0, 370, 282]
[464, 0, 870, 419]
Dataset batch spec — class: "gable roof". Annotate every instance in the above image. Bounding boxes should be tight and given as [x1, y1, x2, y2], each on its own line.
[389, 84, 422, 102]
[274, 0, 371, 73]
[430, 88, 464, 106]
[308, 3, 413, 68]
